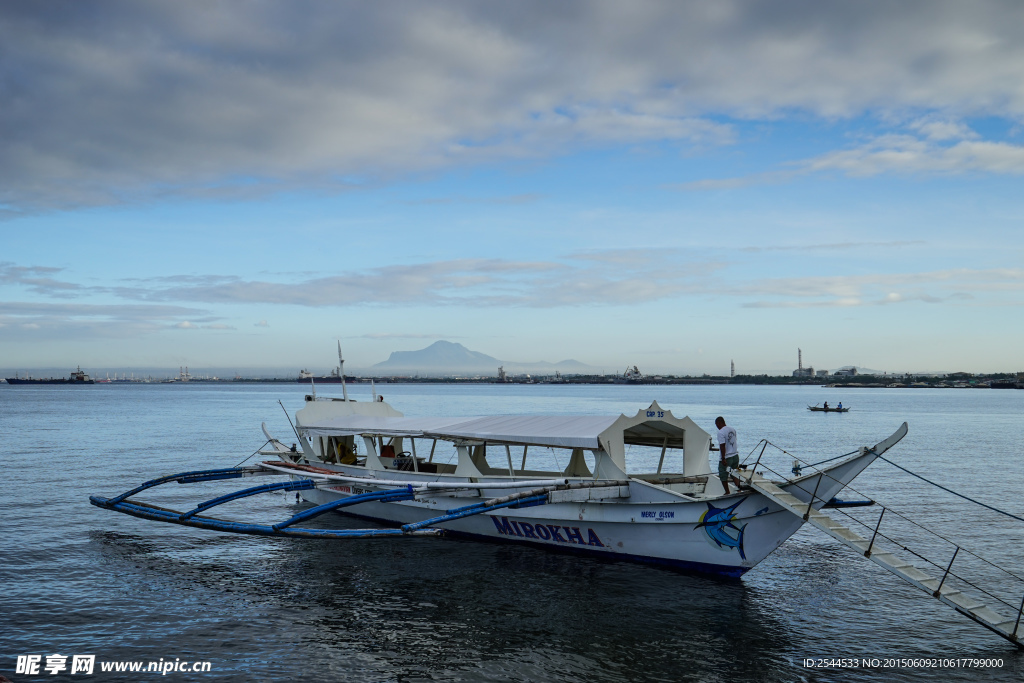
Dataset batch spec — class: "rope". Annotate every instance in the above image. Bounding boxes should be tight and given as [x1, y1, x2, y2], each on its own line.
[807, 449, 860, 468]
[739, 439, 767, 465]
[234, 439, 272, 468]
[746, 439, 857, 469]
[879, 455, 1024, 524]
[753, 438, 1024, 524]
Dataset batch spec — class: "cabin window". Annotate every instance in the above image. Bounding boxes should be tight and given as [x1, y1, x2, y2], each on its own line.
[507, 445, 591, 476]
[623, 442, 685, 475]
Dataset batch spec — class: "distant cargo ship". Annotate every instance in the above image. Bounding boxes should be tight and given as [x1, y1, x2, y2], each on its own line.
[6, 366, 95, 385]
[297, 368, 345, 384]
[297, 342, 349, 384]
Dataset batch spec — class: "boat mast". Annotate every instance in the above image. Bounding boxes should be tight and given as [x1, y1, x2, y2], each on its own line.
[337, 340, 349, 402]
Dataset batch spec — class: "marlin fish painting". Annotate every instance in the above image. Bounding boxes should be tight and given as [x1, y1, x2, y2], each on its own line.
[695, 498, 748, 560]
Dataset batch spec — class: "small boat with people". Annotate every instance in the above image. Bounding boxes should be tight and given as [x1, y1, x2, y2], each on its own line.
[90, 347, 1024, 648]
[808, 402, 848, 412]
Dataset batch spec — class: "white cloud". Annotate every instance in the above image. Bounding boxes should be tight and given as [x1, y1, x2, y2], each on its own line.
[680, 121, 1024, 189]
[909, 118, 979, 141]
[254, 320, 269, 327]
[0, 300, 213, 341]
[7, 256, 1022, 320]
[0, 262, 89, 297]
[358, 333, 454, 340]
[736, 268, 1023, 308]
[804, 135, 1024, 177]
[112, 252, 724, 308]
[4, 2, 1024, 210]
[739, 241, 926, 253]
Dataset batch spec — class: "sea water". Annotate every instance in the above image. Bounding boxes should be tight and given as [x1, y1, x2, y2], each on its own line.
[1, 382, 1022, 682]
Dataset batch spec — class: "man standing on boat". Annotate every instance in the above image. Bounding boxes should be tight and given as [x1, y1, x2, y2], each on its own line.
[715, 417, 740, 494]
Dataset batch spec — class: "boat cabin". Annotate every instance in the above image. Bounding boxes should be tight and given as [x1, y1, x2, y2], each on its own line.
[293, 398, 726, 498]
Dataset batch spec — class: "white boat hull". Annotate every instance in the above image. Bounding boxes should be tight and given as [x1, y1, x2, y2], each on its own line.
[292, 445, 883, 577]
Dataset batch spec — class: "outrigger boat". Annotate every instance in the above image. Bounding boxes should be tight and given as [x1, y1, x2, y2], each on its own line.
[91, 365, 1024, 647]
[91, 386, 902, 578]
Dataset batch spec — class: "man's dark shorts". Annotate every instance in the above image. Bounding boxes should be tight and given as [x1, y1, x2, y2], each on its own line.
[719, 455, 739, 482]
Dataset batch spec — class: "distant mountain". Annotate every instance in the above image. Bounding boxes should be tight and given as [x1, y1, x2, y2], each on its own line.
[375, 341, 499, 371]
[369, 340, 594, 376]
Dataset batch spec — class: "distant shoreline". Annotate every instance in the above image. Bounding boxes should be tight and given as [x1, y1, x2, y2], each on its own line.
[3, 374, 1021, 388]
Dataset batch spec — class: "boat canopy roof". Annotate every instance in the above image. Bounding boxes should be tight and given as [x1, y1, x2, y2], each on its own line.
[299, 401, 711, 453]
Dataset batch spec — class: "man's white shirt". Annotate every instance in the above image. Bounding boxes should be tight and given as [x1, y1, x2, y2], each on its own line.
[717, 425, 738, 457]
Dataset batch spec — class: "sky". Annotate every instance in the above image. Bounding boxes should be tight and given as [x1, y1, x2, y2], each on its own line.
[2, 1, 1023, 376]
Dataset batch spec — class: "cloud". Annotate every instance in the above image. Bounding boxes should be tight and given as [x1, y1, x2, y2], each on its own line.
[909, 118, 979, 141]
[10, 254, 1020, 316]
[675, 171, 798, 192]
[0, 301, 207, 319]
[108, 251, 725, 308]
[357, 333, 456, 340]
[0, 301, 213, 340]
[679, 120, 1024, 190]
[0, 262, 89, 297]
[803, 135, 1024, 177]
[254, 319, 269, 327]
[735, 268, 1023, 308]
[402, 193, 542, 206]
[739, 241, 926, 253]
[4, 2, 1024, 210]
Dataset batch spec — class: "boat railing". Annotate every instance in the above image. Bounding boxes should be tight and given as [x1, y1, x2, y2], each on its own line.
[744, 440, 1024, 644]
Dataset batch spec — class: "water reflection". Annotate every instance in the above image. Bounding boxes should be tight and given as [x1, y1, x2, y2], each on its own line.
[90, 515, 797, 682]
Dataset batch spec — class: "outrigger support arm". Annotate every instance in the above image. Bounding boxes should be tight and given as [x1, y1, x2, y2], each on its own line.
[272, 486, 417, 530]
[178, 479, 318, 521]
[91, 463, 628, 541]
[105, 466, 269, 506]
[402, 492, 549, 532]
[90, 470, 441, 540]
[90, 494, 443, 539]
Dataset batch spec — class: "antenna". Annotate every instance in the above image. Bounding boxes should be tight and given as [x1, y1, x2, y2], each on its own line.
[337, 340, 349, 401]
[279, 400, 314, 460]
